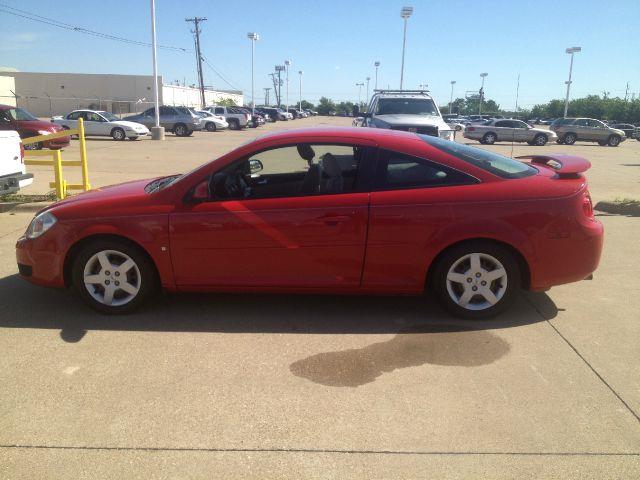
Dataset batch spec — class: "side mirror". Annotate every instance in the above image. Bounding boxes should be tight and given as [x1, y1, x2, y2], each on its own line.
[249, 159, 263, 174]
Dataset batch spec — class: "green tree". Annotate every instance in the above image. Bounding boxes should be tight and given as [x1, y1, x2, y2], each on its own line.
[300, 100, 315, 110]
[316, 96, 336, 115]
[216, 97, 237, 107]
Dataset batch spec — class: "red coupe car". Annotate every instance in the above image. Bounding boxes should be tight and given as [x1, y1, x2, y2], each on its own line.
[16, 127, 603, 318]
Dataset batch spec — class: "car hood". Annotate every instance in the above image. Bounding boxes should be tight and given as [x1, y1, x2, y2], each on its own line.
[373, 114, 450, 128]
[42, 178, 159, 219]
[17, 119, 63, 132]
[113, 120, 149, 130]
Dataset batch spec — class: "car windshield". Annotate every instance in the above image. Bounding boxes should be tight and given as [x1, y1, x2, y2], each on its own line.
[376, 98, 438, 116]
[419, 135, 537, 179]
[99, 112, 120, 121]
[8, 107, 38, 121]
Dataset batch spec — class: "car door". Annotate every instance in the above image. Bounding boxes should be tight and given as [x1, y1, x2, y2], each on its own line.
[362, 149, 479, 291]
[63, 111, 80, 130]
[169, 142, 374, 288]
[572, 119, 589, 140]
[83, 112, 103, 136]
[511, 120, 530, 141]
[589, 119, 608, 141]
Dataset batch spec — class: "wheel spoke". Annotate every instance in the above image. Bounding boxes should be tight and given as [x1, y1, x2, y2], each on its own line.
[97, 252, 111, 271]
[84, 274, 103, 285]
[481, 288, 499, 305]
[470, 253, 481, 272]
[484, 268, 506, 281]
[118, 259, 135, 274]
[103, 284, 115, 305]
[118, 281, 138, 295]
[458, 288, 474, 307]
[447, 272, 467, 284]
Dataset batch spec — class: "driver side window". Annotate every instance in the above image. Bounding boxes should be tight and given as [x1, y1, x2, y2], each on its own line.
[205, 144, 364, 201]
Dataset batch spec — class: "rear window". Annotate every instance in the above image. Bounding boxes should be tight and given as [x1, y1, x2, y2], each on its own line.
[419, 135, 537, 179]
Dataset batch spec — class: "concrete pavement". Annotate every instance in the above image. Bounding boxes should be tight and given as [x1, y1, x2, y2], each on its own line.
[1, 117, 638, 478]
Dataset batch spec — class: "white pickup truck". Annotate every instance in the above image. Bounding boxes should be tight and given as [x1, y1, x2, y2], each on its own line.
[0, 131, 33, 195]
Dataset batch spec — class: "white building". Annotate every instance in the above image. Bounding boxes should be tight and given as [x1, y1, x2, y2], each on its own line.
[0, 70, 243, 117]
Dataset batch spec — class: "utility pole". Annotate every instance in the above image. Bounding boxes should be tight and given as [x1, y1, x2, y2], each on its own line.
[374, 61, 380, 90]
[449, 80, 456, 114]
[479, 72, 488, 115]
[284, 60, 291, 112]
[515, 74, 520, 117]
[275, 65, 285, 108]
[185, 16, 207, 109]
[563, 47, 581, 118]
[263, 87, 270, 106]
[399, 6, 413, 90]
[624, 82, 629, 101]
[150, 0, 163, 140]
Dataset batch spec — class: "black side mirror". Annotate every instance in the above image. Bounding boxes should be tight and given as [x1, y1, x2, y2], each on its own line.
[249, 159, 264, 174]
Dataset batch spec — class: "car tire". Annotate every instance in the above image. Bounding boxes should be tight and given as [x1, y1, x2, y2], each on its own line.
[111, 127, 126, 141]
[533, 134, 548, 146]
[482, 132, 497, 145]
[562, 133, 577, 145]
[72, 239, 158, 314]
[23, 140, 43, 151]
[129, 136, 139, 141]
[597, 140, 608, 146]
[173, 123, 189, 136]
[228, 119, 240, 130]
[431, 241, 520, 319]
[607, 135, 621, 147]
[205, 122, 216, 132]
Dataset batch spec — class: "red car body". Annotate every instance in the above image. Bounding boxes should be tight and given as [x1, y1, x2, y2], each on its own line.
[0, 104, 70, 149]
[16, 127, 603, 313]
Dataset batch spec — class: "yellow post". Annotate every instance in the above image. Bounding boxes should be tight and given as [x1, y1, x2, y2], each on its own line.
[52, 150, 65, 199]
[77, 117, 90, 191]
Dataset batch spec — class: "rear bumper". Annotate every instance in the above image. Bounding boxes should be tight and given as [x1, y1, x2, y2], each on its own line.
[0, 172, 34, 194]
[530, 218, 604, 291]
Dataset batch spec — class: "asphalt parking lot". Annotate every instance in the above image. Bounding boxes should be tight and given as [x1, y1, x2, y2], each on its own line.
[1, 117, 639, 478]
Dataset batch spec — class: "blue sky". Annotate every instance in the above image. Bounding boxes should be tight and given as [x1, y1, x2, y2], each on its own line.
[2, 0, 639, 108]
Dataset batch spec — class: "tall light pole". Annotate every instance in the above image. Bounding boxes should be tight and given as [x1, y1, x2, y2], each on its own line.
[365, 76, 371, 110]
[479, 72, 488, 115]
[374, 61, 380, 90]
[399, 6, 413, 90]
[298, 70, 303, 111]
[247, 32, 259, 115]
[563, 47, 581, 118]
[149, 0, 164, 140]
[284, 59, 291, 112]
[356, 82, 364, 110]
[449, 80, 456, 114]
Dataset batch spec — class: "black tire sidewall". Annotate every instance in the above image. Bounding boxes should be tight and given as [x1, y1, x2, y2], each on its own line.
[483, 133, 496, 144]
[563, 133, 576, 144]
[534, 134, 547, 146]
[112, 128, 125, 140]
[608, 135, 620, 147]
[431, 241, 521, 319]
[206, 122, 216, 132]
[72, 239, 157, 314]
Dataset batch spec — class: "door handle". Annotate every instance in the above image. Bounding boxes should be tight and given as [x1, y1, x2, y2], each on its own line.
[319, 214, 352, 225]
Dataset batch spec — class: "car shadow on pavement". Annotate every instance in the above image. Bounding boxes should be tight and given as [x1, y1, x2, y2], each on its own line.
[0, 274, 557, 343]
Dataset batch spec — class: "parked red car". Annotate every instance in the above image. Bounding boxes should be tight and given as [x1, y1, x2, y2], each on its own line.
[16, 127, 603, 318]
[0, 104, 70, 150]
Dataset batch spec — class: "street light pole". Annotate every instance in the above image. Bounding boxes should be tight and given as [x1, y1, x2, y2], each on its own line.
[149, 0, 164, 140]
[284, 59, 291, 112]
[298, 70, 303, 111]
[247, 33, 259, 115]
[479, 72, 488, 115]
[374, 61, 380, 90]
[356, 82, 364, 109]
[365, 77, 371, 110]
[563, 47, 581, 118]
[399, 6, 413, 90]
[449, 80, 456, 114]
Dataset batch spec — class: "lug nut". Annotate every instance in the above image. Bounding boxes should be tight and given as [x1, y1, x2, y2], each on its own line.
[481, 281, 487, 286]
[475, 272, 481, 278]
[467, 278, 472, 283]
[115, 281, 120, 286]
[105, 280, 110, 285]
[472, 286, 478, 291]
[115, 271, 120, 277]
[105, 271, 110, 276]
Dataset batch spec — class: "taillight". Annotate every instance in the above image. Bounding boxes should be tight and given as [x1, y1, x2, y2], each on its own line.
[582, 193, 594, 218]
[20, 142, 24, 163]
[467, 126, 475, 131]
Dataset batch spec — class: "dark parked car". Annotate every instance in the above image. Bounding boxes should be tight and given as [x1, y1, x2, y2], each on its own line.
[610, 123, 637, 139]
[0, 104, 70, 150]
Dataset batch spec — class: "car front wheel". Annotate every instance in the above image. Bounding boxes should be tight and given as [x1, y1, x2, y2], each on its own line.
[533, 134, 548, 146]
[111, 127, 126, 141]
[607, 135, 621, 147]
[72, 240, 157, 314]
[432, 241, 520, 319]
[482, 133, 496, 145]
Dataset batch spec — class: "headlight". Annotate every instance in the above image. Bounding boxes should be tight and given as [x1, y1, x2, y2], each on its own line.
[37, 130, 52, 136]
[439, 129, 455, 141]
[25, 211, 57, 239]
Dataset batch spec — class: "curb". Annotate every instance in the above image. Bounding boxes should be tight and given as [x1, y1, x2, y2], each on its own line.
[0, 202, 52, 214]
[595, 201, 640, 217]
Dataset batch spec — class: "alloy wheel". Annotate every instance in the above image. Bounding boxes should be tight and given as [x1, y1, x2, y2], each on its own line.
[83, 250, 141, 306]
[445, 253, 508, 311]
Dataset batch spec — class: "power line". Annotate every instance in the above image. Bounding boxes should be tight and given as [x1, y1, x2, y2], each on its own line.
[0, 2, 190, 52]
[201, 56, 242, 91]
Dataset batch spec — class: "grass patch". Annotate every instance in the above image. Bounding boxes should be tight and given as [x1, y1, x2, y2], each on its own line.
[0, 191, 56, 203]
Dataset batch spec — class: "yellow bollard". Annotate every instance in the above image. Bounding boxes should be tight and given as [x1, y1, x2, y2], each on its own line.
[52, 150, 65, 199]
[77, 117, 91, 191]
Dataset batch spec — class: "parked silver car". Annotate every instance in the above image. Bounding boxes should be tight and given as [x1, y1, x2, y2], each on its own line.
[123, 106, 202, 136]
[463, 119, 557, 146]
[550, 118, 627, 146]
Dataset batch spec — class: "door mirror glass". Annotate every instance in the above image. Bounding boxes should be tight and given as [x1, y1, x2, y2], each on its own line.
[249, 159, 264, 174]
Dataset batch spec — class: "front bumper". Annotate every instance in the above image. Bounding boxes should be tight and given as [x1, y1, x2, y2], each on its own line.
[16, 234, 66, 288]
[43, 135, 71, 149]
[0, 172, 34, 194]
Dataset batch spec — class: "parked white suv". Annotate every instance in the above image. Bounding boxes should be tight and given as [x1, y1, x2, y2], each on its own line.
[359, 90, 455, 141]
[204, 106, 250, 130]
[0, 131, 33, 194]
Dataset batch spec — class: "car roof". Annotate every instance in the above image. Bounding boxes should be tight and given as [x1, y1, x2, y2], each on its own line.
[253, 126, 421, 144]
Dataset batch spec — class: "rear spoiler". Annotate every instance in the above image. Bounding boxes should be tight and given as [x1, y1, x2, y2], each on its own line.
[516, 154, 591, 177]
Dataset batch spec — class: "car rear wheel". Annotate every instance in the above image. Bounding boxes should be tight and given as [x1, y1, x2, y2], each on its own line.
[482, 132, 496, 145]
[111, 127, 126, 141]
[205, 122, 216, 132]
[432, 241, 520, 319]
[173, 123, 189, 136]
[533, 134, 548, 146]
[598, 140, 608, 146]
[562, 133, 577, 145]
[72, 240, 157, 314]
[607, 135, 621, 147]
